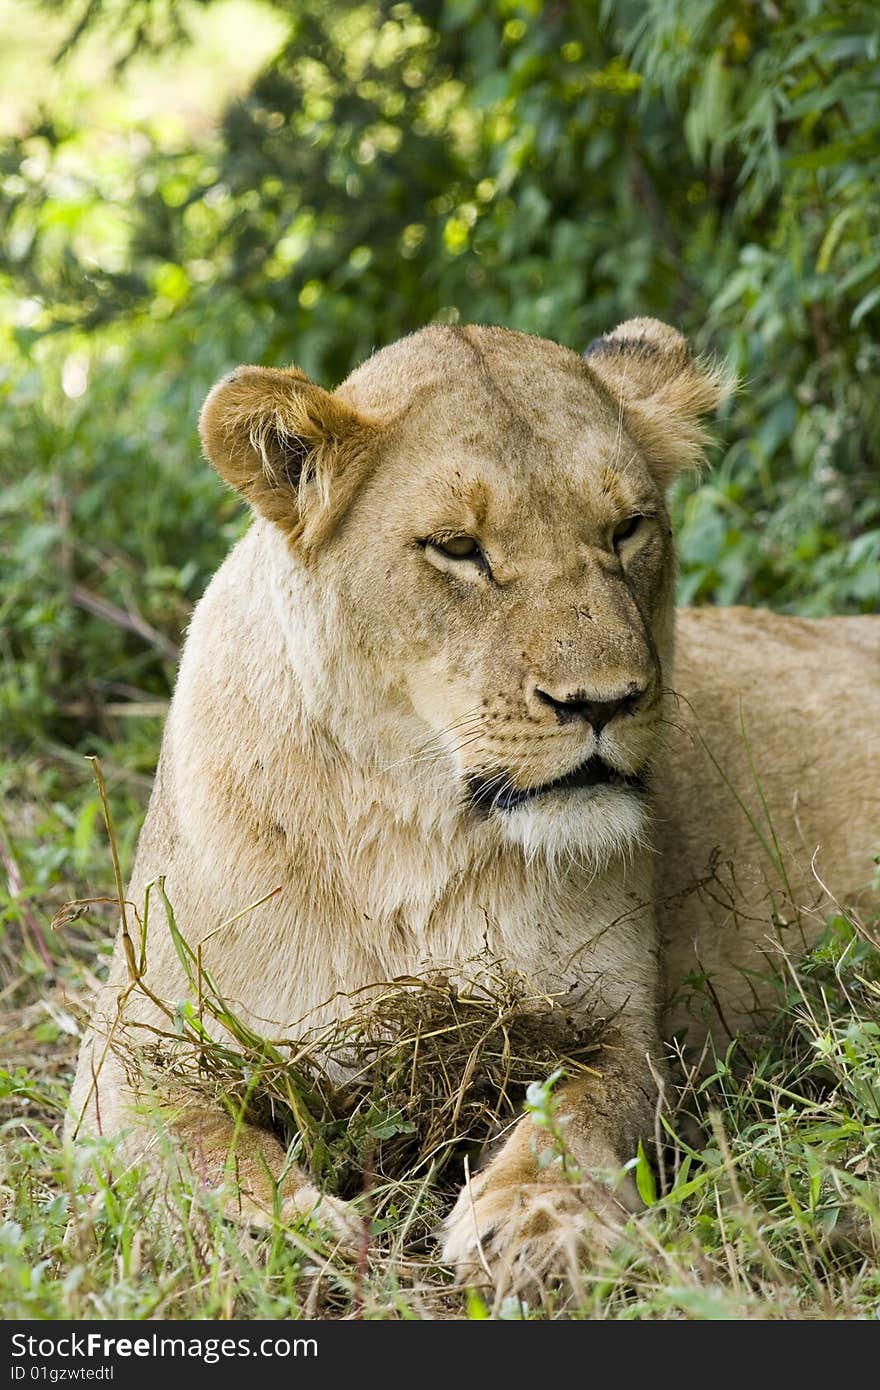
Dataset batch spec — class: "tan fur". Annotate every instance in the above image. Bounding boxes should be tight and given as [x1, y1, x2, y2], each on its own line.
[69, 321, 878, 1295]
[658, 605, 879, 1041]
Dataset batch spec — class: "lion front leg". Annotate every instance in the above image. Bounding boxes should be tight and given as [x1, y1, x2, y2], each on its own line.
[165, 1103, 363, 1247]
[69, 1029, 362, 1251]
[440, 1059, 657, 1299]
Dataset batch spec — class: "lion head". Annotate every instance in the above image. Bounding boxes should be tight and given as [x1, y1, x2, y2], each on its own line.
[199, 320, 725, 868]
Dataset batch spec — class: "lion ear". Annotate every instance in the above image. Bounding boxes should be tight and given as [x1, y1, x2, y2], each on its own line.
[199, 365, 379, 547]
[585, 318, 731, 485]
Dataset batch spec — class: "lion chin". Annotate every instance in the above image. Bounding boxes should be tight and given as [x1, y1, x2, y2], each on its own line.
[499, 783, 650, 870]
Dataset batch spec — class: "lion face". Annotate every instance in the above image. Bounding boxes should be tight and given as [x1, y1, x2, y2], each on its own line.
[200, 321, 726, 865]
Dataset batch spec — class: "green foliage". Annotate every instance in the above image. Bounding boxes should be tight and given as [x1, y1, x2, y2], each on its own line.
[3, 906, 880, 1319]
[2, 0, 878, 754]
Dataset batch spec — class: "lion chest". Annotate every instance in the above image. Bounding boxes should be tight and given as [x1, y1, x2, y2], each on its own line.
[197, 819, 654, 1041]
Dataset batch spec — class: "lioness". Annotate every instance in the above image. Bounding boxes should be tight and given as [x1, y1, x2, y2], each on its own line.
[69, 320, 879, 1292]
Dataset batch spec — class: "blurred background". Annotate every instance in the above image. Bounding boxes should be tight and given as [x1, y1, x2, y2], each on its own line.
[1, 0, 878, 915]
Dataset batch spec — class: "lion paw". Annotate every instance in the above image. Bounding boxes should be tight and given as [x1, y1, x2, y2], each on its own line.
[284, 1184, 366, 1253]
[236, 1183, 364, 1254]
[440, 1164, 631, 1300]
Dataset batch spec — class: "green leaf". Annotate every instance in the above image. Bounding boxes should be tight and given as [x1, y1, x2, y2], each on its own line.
[851, 283, 880, 327]
[466, 1291, 490, 1319]
[634, 1139, 657, 1206]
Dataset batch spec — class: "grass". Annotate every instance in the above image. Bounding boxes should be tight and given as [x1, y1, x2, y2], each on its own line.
[2, 750, 879, 1320]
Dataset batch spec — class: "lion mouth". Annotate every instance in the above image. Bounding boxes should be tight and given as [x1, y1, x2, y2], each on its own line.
[466, 755, 649, 816]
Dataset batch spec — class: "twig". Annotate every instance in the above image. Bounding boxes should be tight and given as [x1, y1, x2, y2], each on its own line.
[70, 584, 179, 663]
[44, 739, 153, 793]
[462, 1154, 493, 1284]
[645, 1050, 668, 1198]
[60, 700, 169, 719]
[87, 755, 129, 939]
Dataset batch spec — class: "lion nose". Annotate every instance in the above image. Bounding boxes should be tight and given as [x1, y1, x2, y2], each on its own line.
[532, 684, 645, 731]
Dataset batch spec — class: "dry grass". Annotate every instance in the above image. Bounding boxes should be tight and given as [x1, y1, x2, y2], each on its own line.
[137, 952, 610, 1200]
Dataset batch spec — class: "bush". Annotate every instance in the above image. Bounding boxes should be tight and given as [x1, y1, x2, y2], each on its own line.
[3, 0, 878, 753]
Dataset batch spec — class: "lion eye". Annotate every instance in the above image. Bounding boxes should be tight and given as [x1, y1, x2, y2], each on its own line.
[612, 515, 644, 546]
[434, 535, 482, 561]
[421, 533, 492, 579]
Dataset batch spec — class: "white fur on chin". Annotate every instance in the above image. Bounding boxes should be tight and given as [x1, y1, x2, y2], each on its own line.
[499, 785, 649, 871]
